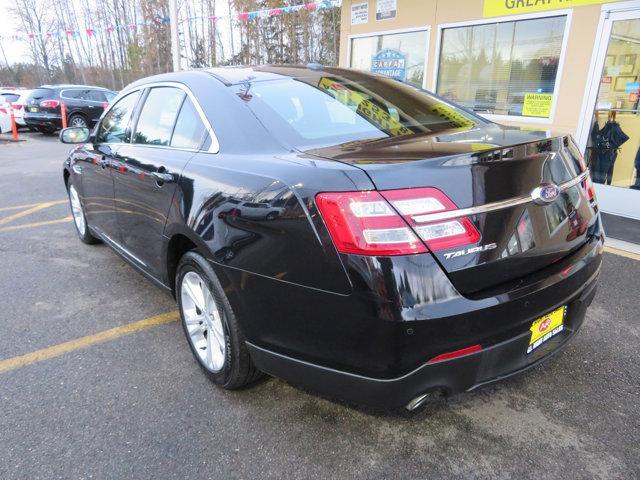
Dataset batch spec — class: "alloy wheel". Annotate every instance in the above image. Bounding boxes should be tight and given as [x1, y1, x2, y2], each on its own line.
[71, 117, 87, 127]
[69, 185, 86, 236]
[180, 271, 226, 372]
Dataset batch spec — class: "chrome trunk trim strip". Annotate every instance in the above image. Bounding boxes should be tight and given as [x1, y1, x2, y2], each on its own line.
[411, 171, 588, 224]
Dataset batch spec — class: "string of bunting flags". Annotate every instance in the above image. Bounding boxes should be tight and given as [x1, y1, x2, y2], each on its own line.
[0, 0, 340, 42]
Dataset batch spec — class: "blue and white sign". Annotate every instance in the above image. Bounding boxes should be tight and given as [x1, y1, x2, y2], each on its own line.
[625, 82, 640, 92]
[371, 49, 406, 81]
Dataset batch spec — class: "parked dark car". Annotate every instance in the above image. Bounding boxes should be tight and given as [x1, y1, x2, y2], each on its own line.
[59, 66, 603, 412]
[24, 84, 116, 133]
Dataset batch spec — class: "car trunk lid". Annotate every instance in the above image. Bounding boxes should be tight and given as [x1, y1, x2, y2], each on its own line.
[307, 126, 598, 294]
[26, 88, 56, 114]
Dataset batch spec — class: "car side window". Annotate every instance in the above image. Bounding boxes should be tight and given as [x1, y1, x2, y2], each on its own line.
[171, 96, 208, 150]
[133, 87, 185, 146]
[88, 90, 106, 102]
[62, 89, 83, 100]
[96, 91, 141, 144]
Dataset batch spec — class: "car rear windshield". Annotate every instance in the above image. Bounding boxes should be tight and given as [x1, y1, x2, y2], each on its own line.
[29, 88, 55, 100]
[1, 93, 20, 103]
[235, 75, 485, 148]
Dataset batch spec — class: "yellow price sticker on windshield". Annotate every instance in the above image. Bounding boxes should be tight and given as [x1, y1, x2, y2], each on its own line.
[319, 77, 413, 137]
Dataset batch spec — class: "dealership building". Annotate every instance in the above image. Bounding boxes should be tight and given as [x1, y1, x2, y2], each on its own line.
[339, 0, 640, 242]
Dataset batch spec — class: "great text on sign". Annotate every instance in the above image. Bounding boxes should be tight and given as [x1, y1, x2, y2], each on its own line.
[484, 0, 624, 18]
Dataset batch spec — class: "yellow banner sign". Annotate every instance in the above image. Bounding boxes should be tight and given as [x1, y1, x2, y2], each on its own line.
[522, 93, 553, 117]
[484, 0, 623, 17]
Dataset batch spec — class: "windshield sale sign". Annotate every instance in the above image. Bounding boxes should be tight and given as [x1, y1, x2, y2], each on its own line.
[371, 49, 406, 81]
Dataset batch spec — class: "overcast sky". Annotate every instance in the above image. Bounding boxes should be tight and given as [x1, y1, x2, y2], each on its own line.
[0, 0, 238, 67]
[0, 0, 30, 65]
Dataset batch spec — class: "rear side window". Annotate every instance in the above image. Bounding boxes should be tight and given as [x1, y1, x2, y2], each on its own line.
[171, 97, 207, 149]
[88, 90, 107, 102]
[96, 91, 141, 144]
[61, 89, 84, 99]
[133, 87, 185, 146]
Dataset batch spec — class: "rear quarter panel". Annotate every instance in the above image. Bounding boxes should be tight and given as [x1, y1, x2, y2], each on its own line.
[165, 151, 373, 295]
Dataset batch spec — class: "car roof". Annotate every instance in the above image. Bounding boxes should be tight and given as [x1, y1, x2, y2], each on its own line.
[204, 64, 341, 85]
[123, 65, 377, 92]
[39, 84, 112, 91]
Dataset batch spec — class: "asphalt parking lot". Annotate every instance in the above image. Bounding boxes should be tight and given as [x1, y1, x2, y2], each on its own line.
[1, 132, 639, 480]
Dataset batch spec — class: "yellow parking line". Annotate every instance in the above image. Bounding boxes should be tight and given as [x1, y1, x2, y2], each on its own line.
[603, 246, 640, 261]
[0, 311, 179, 374]
[0, 199, 66, 213]
[0, 216, 73, 233]
[0, 201, 64, 227]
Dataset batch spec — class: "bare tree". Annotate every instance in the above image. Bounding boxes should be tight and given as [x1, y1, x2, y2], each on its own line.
[1, 0, 341, 87]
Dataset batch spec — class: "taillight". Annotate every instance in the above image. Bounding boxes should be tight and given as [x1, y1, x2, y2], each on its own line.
[13, 104, 23, 110]
[380, 187, 481, 252]
[40, 100, 60, 108]
[0, 106, 6, 114]
[315, 187, 481, 256]
[315, 191, 427, 256]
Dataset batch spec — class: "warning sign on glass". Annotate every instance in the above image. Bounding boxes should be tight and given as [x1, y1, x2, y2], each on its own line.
[376, 0, 396, 20]
[351, 2, 368, 25]
[522, 93, 553, 118]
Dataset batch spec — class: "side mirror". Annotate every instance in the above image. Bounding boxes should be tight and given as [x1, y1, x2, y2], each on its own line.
[60, 127, 90, 144]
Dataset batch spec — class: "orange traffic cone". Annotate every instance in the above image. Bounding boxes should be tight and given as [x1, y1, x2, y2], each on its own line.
[9, 102, 18, 141]
[61, 102, 68, 129]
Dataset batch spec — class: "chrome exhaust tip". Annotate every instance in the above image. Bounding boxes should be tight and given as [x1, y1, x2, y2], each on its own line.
[406, 393, 431, 411]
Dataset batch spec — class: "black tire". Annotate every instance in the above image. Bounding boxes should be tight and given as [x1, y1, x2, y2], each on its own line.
[67, 179, 100, 245]
[27, 126, 38, 132]
[38, 126, 56, 135]
[176, 251, 262, 389]
[68, 113, 88, 128]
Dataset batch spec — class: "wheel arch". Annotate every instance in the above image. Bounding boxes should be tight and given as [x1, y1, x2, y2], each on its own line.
[63, 167, 71, 190]
[164, 224, 249, 335]
[165, 231, 199, 296]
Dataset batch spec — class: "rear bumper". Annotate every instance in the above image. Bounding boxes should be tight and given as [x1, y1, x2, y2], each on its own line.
[247, 270, 598, 410]
[24, 114, 61, 129]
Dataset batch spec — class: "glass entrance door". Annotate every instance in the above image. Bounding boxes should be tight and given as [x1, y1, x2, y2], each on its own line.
[580, 10, 640, 220]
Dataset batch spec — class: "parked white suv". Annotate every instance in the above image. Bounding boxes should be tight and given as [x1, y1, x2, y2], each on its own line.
[0, 89, 32, 128]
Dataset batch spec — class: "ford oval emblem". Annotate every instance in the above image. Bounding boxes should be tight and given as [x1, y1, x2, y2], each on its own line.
[531, 183, 560, 205]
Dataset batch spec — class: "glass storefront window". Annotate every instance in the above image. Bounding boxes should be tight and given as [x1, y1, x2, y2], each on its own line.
[349, 30, 429, 87]
[586, 18, 640, 190]
[436, 16, 566, 118]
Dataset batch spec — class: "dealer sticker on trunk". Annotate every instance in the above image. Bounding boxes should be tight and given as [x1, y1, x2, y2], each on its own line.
[527, 305, 566, 354]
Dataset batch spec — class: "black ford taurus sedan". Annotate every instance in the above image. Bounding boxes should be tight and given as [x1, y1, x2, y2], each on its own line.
[60, 65, 603, 412]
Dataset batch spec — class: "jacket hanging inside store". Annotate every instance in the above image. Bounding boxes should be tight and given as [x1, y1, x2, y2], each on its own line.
[590, 115, 629, 185]
[632, 146, 640, 190]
